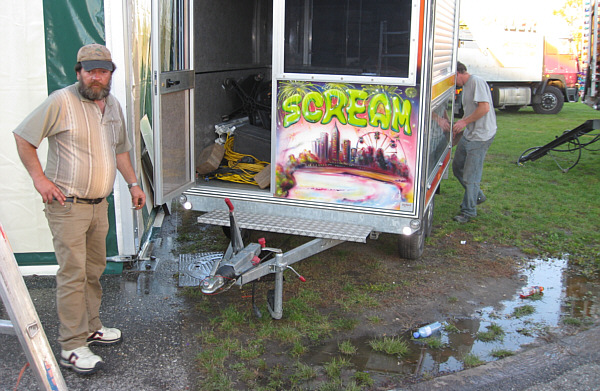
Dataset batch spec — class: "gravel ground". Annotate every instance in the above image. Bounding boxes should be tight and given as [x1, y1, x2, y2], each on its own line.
[0, 219, 199, 391]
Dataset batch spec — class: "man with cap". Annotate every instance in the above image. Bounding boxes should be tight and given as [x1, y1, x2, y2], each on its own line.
[13, 43, 145, 375]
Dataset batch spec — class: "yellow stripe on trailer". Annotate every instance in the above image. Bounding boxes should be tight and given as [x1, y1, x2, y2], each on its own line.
[431, 74, 456, 101]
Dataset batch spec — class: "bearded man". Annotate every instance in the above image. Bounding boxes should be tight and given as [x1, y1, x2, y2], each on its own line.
[13, 44, 145, 375]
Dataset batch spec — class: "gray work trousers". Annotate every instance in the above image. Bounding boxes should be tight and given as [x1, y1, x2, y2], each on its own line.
[452, 135, 494, 217]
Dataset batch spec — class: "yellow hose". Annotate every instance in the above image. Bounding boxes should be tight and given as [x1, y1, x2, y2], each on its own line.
[212, 135, 268, 185]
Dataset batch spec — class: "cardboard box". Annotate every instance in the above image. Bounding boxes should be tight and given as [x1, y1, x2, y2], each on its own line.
[196, 143, 225, 174]
[254, 164, 271, 189]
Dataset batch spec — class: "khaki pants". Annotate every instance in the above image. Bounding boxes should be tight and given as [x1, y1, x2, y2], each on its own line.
[44, 200, 108, 350]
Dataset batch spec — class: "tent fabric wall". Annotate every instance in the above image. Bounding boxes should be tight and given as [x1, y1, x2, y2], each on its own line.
[0, 0, 121, 265]
[0, 0, 53, 258]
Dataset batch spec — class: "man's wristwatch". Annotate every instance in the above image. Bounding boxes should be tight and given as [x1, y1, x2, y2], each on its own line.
[128, 182, 138, 189]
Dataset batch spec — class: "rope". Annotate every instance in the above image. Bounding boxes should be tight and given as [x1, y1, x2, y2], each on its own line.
[212, 135, 268, 185]
[13, 362, 29, 391]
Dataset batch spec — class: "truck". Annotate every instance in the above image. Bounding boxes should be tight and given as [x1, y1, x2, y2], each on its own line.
[457, 0, 579, 114]
[2, 0, 460, 314]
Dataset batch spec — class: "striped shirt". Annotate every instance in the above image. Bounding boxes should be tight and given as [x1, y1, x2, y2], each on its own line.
[13, 83, 131, 198]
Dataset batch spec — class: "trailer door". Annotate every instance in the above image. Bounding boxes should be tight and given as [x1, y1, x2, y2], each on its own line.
[151, 0, 194, 205]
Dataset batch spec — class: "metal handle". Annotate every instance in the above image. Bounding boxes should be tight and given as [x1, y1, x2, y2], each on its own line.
[166, 78, 181, 88]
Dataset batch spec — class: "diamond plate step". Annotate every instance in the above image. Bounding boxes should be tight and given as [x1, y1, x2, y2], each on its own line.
[197, 209, 372, 243]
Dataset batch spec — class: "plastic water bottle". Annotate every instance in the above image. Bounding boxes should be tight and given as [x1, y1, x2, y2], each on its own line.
[413, 321, 442, 339]
[520, 286, 544, 298]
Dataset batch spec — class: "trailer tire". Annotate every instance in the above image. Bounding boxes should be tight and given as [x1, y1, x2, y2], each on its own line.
[397, 229, 425, 260]
[424, 196, 435, 237]
[533, 86, 564, 114]
[397, 197, 434, 259]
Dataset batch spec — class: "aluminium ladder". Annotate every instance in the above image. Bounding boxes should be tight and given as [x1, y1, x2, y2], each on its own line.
[0, 223, 67, 390]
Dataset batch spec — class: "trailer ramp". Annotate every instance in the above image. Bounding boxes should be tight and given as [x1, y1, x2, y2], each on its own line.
[197, 209, 372, 243]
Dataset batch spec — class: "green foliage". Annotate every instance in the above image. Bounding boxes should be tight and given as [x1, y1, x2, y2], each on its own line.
[369, 336, 410, 356]
[353, 371, 374, 387]
[324, 357, 352, 379]
[463, 353, 484, 368]
[425, 337, 446, 349]
[491, 349, 515, 358]
[512, 305, 536, 318]
[444, 323, 461, 333]
[476, 323, 505, 342]
[338, 340, 358, 355]
[562, 316, 582, 326]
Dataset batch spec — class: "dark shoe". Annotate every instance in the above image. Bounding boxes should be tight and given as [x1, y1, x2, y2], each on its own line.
[477, 194, 487, 205]
[453, 214, 470, 223]
[60, 346, 104, 375]
[87, 326, 122, 346]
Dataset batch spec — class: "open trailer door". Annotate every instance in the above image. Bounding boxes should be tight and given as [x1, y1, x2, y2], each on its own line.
[151, 0, 195, 206]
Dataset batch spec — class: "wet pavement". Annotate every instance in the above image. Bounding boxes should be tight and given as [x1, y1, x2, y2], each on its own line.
[1, 212, 599, 390]
[0, 218, 199, 391]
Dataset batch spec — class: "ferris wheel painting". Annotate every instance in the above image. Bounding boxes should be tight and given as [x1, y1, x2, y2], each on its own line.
[275, 80, 420, 211]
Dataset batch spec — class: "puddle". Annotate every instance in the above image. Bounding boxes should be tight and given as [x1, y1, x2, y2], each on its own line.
[306, 258, 599, 377]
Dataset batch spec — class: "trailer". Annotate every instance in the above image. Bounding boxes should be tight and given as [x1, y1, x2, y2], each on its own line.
[2, 0, 459, 312]
[172, 0, 460, 317]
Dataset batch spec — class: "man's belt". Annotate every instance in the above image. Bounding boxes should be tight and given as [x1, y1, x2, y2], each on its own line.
[64, 197, 104, 205]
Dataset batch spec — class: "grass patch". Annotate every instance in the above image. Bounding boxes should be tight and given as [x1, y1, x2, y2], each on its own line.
[324, 357, 352, 379]
[424, 337, 446, 349]
[463, 353, 484, 368]
[444, 323, 461, 333]
[353, 371, 374, 388]
[513, 305, 536, 318]
[333, 317, 359, 331]
[369, 336, 410, 357]
[476, 323, 505, 342]
[338, 340, 358, 355]
[562, 317, 582, 326]
[491, 349, 515, 359]
[290, 361, 317, 384]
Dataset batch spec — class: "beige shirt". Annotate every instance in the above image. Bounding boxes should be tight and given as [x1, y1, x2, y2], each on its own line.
[13, 83, 131, 198]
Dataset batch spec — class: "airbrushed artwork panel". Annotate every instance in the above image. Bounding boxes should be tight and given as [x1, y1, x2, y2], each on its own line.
[275, 81, 420, 211]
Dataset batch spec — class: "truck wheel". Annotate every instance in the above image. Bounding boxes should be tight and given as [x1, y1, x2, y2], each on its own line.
[533, 86, 564, 114]
[397, 197, 434, 259]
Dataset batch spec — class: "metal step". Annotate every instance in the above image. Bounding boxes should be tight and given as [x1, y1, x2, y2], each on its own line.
[197, 209, 372, 243]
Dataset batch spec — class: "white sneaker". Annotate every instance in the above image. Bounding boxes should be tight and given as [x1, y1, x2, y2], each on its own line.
[60, 346, 104, 375]
[87, 326, 123, 346]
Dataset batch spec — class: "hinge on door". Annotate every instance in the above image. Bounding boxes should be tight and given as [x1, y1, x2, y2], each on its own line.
[154, 71, 158, 95]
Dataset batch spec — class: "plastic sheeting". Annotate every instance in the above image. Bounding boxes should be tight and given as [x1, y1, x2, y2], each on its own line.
[0, 0, 111, 262]
[0, 0, 53, 255]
